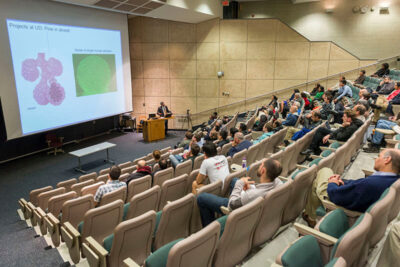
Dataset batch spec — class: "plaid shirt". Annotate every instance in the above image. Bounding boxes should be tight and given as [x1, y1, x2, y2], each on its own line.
[94, 180, 126, 202]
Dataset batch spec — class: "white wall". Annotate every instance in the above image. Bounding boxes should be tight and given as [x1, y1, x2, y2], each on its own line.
[239, 0, 400, 59]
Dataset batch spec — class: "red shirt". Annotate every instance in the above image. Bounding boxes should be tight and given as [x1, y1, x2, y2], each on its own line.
[387, 89, 400, 101]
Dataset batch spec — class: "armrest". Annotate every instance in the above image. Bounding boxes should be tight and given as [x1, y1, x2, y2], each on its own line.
[82, 236, 108, 267]
[220, 206, 231, 215]
[26, 202, 36, 219]
[320, 147, 336, 152]
[376, 129, 395, 135]
[310, 155, 322, 160]
[271, 263, 282, 267]
[18, 198, 27, 211]
[61, 221, 80, 249]
[45, 212, 60, 234]
[278, 176, 289, 182]
[123, 258, 141, 267]
[294, 223, 338, 246]
[362, 169, 374, 177]
[296, 164, 309, 170]
[328, 140, 344, 145]
[321, 200, 362, 218]
[386, 139, 400, 145]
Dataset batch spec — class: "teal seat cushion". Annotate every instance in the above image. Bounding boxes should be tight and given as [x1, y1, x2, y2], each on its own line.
[123, 203, 130, 220]
[329, 142, 341, 149]
[217, 215, 228, 237]
[321, 150, 333, 157]
[145, 238, 184, 267]
[103, 233, 114, 253]
[316, 206, 326, 217]
[330, 214, 365, 260]
[78, 221, 84, 234]
[154, 211, 163, 236]
[395, 135, 400, 141]
[318, 209, 349, 239]
[291, 169, 305, 180]
[281, 235, 323, 267]
[309, 158, 322, 167]
[366, 188, 389, 212]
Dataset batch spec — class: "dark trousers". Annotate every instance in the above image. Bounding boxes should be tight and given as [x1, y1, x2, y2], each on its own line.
[309, 127, 332, 154]
[164, 120, 168, 134]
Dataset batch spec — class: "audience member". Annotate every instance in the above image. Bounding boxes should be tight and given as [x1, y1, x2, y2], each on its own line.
[238, 123, 249, 135]
[334, 80, 352, 104]
[376, 76, 395, 95]
[152, 150, 161, 164]
[282, 105, 299, 126]
[217, 130, 229, 148]
[253, 124, 274, 144]
[371, 82, 400, 121]
[310, 83, 321, 96]
[94, 166, 126, 205]
[253, 114, 268, 131]
[126, 160, 152, 184]
[372, 63, 390, 78]
[177, 131, 193, 148]
[229, 127, 239, 141]
[301, 109, 361, 155]
[364, 117, 400, 153]
[197, 158, 282, 226]
[318, 93, 334, 120]
[301, 92, 311, 110]
[228, 132, 252, 157]
[208, 112, 218, 125]
[192, 142, 230, 193]
[169, 143, 201, 168]
[303, 149, 400, 226]
[354, 70, 366, 86]
[268, 95, 278, 109]
[152, 158, 169, 177]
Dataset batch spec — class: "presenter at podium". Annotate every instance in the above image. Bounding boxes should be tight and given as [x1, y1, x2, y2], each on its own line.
[157, 101, 172, 134]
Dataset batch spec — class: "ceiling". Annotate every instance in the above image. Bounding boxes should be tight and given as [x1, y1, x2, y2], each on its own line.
[52, 0, 216, 23]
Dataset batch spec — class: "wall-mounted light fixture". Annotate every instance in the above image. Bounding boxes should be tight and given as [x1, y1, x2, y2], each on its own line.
[217, 71, 224, 78]
[379, 1, 390, 13]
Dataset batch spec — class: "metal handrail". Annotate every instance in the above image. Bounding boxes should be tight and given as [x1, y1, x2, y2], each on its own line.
[182, 55, 399, 119]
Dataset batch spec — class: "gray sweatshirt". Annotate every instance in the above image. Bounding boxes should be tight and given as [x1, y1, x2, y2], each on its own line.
[228, 178, 283, 210]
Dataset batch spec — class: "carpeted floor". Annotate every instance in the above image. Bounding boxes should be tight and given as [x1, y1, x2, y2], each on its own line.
[0, 130, 184, 267]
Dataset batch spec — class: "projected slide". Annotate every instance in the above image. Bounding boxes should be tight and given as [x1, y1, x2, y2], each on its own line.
[6, 19, 126, 135]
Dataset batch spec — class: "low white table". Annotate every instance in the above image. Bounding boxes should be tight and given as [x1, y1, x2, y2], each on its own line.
[69, 142, 116, 173]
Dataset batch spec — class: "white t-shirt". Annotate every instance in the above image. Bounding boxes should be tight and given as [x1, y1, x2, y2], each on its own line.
[199, 155, 230, 185]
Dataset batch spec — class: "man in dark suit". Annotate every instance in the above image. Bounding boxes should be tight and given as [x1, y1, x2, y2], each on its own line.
[157, 101, 172, 135]
[227, 132, 252, 158]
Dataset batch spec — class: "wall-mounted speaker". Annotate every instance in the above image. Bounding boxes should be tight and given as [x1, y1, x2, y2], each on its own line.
[223, 1, 239, 19]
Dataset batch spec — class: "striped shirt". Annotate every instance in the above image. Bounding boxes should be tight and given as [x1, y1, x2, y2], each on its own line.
[94, 180, 126, 202]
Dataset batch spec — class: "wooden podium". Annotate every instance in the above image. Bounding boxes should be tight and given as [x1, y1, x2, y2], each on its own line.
[142, 117, 174, 142]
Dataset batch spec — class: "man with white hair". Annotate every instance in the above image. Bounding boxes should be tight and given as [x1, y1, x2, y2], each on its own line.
[227, 132, 252, 158]
[282, 105, 299, 126]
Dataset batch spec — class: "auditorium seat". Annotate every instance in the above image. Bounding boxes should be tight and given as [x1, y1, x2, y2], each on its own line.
[96, 174, 109, 184]
[247, 160, 262, 183]
[253, 180, 292, 247]
[174, 160, 192, 177]
[153, 167, 174, 187]
[48, 195, 95, 247]
[61, 200, 124, 264]
[294, 210, 372, 266]
[99, 167, 111, 175]
[29, 185, 53, 206]
[388, 179, 400, 222]
[280, 143, 297, 177]
[34, 187, 66, 235]
[244, 133, 252, 141]
[99, 186, 127, 206]
[231, 149, 247, 167]
[160, 147, 171, 154]
[193, 154, 205, 170]
[220, 142, 232, 157]
[56, 178, 77, 192]
[145, 220, 220, 267]
[153, 193, 194, 251]
[256, 138, 269, 160]
[247, 142, 260, 165]
[158, 174, 190, 210]
[47, 191, 77, 218]
[281, 165, 317, 225]
[71, 179, 95, 196]
[221, 169, 247, 197]
[83, 211, 156, 267]
[124, 186, 161, 221]
[121, 166, 136, 175]
[118, 161, 133, 169]
[126, 175, 152, 202]
[81, 181, 104, 197]
[119, 173, 130, 182]
[78, 172, 97, 183]
[213, 197, 263, 267]
[187, 169, 199, 194]
[275, 235, 347, 267]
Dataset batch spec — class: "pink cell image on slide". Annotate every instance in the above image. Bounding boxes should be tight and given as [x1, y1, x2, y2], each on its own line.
[21, 53, 65, 106]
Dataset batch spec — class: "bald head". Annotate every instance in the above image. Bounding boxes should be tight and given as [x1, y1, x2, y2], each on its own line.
[290, 105, 298, 113]
[137, 160, 146, 168]
[374, 149, 400, 174]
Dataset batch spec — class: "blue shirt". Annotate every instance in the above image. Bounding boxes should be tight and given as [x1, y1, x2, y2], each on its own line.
[228, 140, 252, 158]
[253, 132, 273, 144]
[327, 173, 399, 212]
[282, 113, 298, 126]
[336, 85, 353, 100]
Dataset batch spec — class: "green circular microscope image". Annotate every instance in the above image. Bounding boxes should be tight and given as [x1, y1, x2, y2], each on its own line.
[76, 55, 112, 95]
